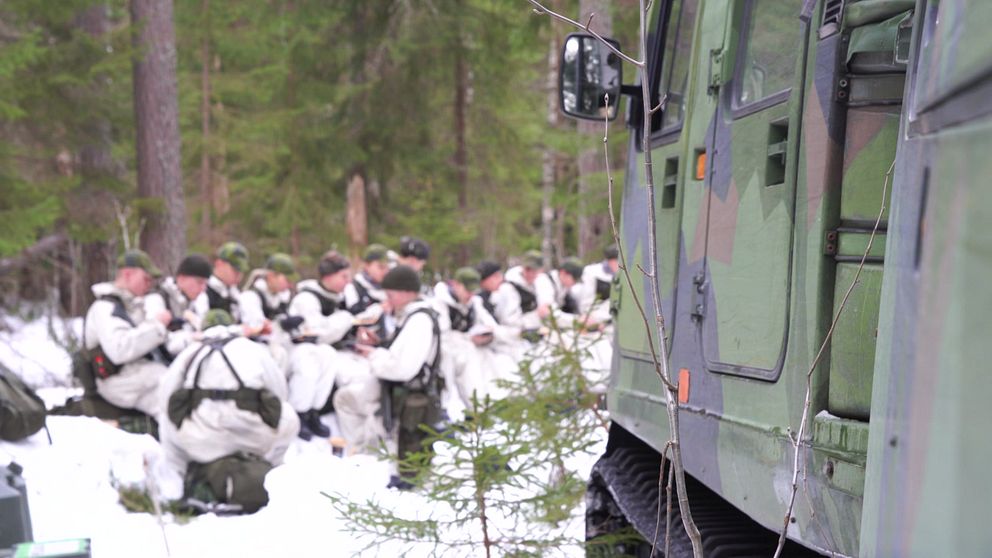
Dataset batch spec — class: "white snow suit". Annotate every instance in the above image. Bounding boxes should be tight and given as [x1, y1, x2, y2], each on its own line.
[157, 330, 298, 474]
[84, 282, 169, 416]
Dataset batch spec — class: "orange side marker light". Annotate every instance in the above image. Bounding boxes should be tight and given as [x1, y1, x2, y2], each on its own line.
[678, 368, 690, 403]
[694, 150, 707, 180]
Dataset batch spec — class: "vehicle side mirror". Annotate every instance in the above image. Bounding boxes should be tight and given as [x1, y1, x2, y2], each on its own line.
[560, 33, 623, 121]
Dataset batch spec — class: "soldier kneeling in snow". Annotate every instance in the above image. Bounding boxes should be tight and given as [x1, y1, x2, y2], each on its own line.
[158, 309, 299, 513]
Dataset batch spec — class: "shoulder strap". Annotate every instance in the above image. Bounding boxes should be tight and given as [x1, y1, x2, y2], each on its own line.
[510, 282, 537, 313]
[301, 287, 337, 317]
[393, 308, 441, 389]
[188, 337, 245, 389]
[348, 279, 374, 314]
[251, 286, 286, 320]
[99, 294, 134, 326]
[206, 284, 234, 314]
[479, 290, 498, 323]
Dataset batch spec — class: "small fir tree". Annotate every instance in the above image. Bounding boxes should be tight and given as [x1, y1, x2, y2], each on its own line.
[326, 325, 611, 557]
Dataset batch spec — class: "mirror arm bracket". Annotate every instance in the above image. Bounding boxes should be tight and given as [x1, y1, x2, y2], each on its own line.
[620, 84, 642, 100]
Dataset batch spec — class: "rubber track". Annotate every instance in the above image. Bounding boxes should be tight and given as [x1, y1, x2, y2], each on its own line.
[591, 446, 828, 557]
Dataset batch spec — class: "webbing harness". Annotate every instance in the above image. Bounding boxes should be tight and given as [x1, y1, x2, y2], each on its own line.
[168, 337, 281, 430]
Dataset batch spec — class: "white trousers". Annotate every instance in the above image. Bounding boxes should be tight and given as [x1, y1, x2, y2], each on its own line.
[287, 343, 337, 413]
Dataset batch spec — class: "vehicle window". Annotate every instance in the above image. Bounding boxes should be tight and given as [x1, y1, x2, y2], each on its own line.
[735, 0, 803, 107]
[651, 0, 698, 134]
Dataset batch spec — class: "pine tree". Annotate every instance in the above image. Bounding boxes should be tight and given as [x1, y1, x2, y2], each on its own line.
[326, 328, 609, 556]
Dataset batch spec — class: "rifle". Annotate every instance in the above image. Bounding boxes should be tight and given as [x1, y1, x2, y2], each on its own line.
[380, 380, 398, 432]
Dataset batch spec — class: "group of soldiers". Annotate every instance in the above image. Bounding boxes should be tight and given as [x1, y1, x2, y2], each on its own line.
[80, 237, 618, 492]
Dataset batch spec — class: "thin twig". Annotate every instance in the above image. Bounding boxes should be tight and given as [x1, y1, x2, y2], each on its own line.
[601, 96, 676, 394]
[772, 160, 894, 557]
[144, 458, 171, 557]
[649, 441, 672, 557]
[633, 0, 702, 550]
[526, 0, 644, 67]
[530, 2, 702, 553]
[649, 94, 669, 116]
[665, 449, 674, 558]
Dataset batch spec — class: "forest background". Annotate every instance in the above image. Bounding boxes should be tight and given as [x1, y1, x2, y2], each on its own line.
[0, 0, 639, 317]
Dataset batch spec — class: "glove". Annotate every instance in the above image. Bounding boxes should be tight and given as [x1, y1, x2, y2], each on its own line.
[279, 315, 305, 331]
[167, 317, 187, 332]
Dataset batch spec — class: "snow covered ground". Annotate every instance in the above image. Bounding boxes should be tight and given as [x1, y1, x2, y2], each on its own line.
[0, 312, 605, 557]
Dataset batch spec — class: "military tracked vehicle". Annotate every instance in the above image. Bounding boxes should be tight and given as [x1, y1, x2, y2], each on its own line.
[559, 0, 992, 555]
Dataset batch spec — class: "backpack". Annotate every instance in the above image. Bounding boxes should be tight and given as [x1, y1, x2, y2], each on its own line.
[183, 452, 273, 514]
[0, 366, 46, 442]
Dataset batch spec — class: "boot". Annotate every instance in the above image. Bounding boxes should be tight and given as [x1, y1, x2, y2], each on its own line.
[307, 411, 331, 438]
[297, 412, 313, 441]
[387, 475, 415, 491]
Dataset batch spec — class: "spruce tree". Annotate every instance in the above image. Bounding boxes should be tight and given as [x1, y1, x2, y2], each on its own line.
[326, 328, 609, 556]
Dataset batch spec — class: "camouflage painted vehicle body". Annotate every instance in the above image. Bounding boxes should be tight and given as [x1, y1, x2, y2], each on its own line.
[585, 0, 992, 555]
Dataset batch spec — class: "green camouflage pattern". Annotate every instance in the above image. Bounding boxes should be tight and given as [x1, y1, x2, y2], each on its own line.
[264, 252, 298, 278]
[216, 241, 249, 273]
[596, 0, 985, 556]
[117, 249, 163, 278]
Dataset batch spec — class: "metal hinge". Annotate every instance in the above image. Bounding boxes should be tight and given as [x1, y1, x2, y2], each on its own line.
[824, 229, 839, 256]
[708, 49, 723, 95]
[690, 271, 707, 320]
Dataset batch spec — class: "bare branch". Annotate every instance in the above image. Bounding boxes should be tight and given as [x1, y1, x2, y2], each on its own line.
[602, 97, 677, 394]
[0, 234, 67, 277]
[773, 159, 894, 558]
[526, 0, 644, 67]
[533, 0, 702, 552]
[585, 12, 595, 30]
[650, 441, 673, 557]
[649, 94, 669, 116]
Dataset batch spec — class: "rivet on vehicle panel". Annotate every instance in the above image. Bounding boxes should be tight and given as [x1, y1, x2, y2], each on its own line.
[889, 436, 898, 447]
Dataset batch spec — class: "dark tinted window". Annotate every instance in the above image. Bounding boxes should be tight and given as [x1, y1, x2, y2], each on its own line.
[651, 0, 699, 134]
[735, 0, 803, 107]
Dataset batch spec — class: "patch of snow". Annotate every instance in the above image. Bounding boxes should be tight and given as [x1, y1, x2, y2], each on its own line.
[0, 314, 607, 557]
[0, 312, 80, 390]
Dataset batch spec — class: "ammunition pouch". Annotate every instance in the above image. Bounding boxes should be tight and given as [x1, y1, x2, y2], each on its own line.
[90, 346, 122, 380]
[392, 388, 442, 436]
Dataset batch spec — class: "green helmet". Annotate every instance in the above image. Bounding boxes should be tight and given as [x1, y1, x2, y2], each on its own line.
[363, 243, 389, 263]
[559, 257, 584, 279]
[265, 253, 297, 279]
[453, 267, 481, 291]
[117, 249, 162, 278]
[216, 242, 249, 274]
[522, 250, 544, 270]
[202, 309, 234, 329]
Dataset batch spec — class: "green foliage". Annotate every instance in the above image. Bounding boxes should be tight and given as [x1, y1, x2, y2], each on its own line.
[0, 0, 629, 270]
[0, 0, 134, 257]
[325, 332, 607, 556]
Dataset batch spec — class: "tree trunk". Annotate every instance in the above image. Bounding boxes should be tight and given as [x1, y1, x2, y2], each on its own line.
[541, 0, 562, 268]
[131, 0, 186, 271]
[577, 0, 613, 260]
[198, 0, 213, 247]
[74, 3, 117, 315]
[346, 173, 368, 263]
[453, 11, 470, 265]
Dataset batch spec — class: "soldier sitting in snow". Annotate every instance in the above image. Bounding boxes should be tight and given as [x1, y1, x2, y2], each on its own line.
[144, 253, 213, 361]
[81, 249, 172, 419]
